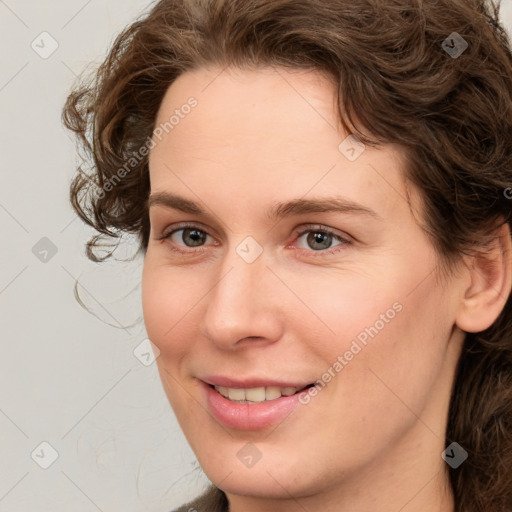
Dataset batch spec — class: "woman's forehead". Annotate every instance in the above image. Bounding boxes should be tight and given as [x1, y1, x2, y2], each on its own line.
[149, 66, 416, 228]
[154, 66, 338, 140]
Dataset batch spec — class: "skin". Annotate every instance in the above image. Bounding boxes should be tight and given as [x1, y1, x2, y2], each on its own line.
[142, 66, 512, 512]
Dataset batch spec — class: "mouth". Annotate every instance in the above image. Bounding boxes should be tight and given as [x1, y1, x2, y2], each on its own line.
[209, 383, 315, 404]
[199, 376, 318, 429]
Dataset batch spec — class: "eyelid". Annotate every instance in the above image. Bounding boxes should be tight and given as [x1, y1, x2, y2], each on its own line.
[292, 223, 352, 241]
[159, 221, 217, 240]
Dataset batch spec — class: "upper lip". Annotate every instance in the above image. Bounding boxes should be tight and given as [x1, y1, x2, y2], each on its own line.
[199, 375, 314, 389]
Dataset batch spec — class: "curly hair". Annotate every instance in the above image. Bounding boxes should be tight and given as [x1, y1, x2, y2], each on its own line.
[62, 0, 512, 510]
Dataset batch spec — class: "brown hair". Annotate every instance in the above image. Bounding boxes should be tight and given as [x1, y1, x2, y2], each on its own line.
[62, 0, 512, 510]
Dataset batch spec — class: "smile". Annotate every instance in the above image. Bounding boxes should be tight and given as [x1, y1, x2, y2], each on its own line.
[213, 385, 310, 403]
[200, 379, 317, 430]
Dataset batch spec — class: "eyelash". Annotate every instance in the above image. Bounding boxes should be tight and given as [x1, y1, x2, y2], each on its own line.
[157, 222, 353, 257]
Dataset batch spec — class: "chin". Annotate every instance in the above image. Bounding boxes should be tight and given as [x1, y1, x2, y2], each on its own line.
[191, 434, 341, 501]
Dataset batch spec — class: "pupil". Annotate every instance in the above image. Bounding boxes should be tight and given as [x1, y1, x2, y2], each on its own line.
[307, 232, 331, 250]
[184, 228, 206, 247]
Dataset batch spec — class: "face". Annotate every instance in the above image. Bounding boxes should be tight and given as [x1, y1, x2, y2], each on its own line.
[142, 66, 465, 503]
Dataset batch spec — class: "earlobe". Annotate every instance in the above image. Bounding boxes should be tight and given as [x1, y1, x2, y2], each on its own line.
[455, 222, 512, 333]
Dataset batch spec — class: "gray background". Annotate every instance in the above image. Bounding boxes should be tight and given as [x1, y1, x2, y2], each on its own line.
[1, 1, 511, 511]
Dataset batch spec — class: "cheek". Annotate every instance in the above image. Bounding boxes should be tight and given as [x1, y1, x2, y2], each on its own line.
[141, 259, 201, 414]
[141, 258, 198, 354]
[273, 265, 403, 353]
[337, 276, 453, 423]
[285, 262, 451, 397]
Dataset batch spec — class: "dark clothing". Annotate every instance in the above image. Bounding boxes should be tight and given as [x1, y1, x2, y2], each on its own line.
[170, 486, 228, 512]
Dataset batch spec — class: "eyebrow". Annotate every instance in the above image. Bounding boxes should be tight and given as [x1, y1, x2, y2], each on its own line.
[147, 192, 382, 221]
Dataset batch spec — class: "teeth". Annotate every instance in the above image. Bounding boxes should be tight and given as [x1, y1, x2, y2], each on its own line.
[214, 385, 302, 403]
[228, 388, 246, 401]
[217, 386, 229, 398]
[265, 386, 282, 400]
[245, 387, 266, 402]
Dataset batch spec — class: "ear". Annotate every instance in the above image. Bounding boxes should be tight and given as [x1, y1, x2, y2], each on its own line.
[455, 222, 512, 333]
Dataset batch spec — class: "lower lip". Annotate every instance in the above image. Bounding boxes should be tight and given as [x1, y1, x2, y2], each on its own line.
[202, 381, 303, 430]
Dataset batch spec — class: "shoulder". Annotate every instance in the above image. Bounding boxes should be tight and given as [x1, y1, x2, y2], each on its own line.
[169, 486, 228, 512]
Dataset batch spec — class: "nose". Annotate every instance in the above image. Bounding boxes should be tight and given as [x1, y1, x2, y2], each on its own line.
[199, 246, 284, 350]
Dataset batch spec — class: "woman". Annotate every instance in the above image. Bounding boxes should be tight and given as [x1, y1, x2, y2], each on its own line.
[62, 0, 512, 511]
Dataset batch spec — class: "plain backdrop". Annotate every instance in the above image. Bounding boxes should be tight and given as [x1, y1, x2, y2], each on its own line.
[1, 1, 512, 511]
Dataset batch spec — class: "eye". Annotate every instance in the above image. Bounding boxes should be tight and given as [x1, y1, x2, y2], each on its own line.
[294, 225, 352, 254]
[157, 222, 352, 257]
[173, 227, 209, 247]
[159, 223, 214, 252]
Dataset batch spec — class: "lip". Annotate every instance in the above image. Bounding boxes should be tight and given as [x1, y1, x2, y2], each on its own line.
[200, 375, 312, 389]
[200, 379, 309, 430]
